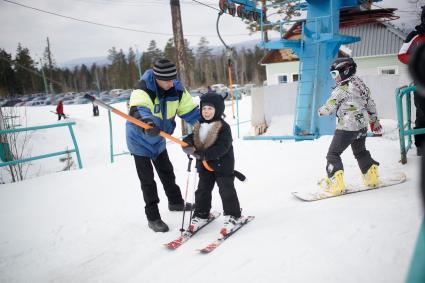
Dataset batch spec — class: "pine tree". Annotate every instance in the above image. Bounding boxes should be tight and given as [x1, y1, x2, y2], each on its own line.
[0, 49, 16, 97]
[184, 39, 196, 86]
[147, 40, 164, 61]
[43, 37, 56, 93]
[164, 38, 177, 63]
[196, 37, 213, 85]
[127, 47, 138, 87]
[14, 43, 38, 95]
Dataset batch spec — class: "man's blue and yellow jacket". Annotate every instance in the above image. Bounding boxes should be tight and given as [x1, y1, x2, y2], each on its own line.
[126, 69, 200, 158]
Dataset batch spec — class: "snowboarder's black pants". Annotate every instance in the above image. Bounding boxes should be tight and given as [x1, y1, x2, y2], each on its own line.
[133, 150, 184, 221]
[57, 114, 66, 120]
[414, 92, 425, 149]
[194, 171, 241, 219]
[326, 128, 379, 177]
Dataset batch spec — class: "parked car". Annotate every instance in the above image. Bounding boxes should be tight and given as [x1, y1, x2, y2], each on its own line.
[243, 83, 256, 96]
[229, 84, 246, 96]
[24, 101, 45, 106]
[2, 99, 23, 107]
[63, 100, 76, 105]
[109, 89, 124, 96]
[210, 84, 228, 94]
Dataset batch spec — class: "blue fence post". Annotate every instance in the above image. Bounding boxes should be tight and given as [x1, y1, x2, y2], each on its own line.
[406, 219, 425, 283]
[235, 87, 240, 139]
[108, 110, 114, 163]
[67, 124, 83, 169]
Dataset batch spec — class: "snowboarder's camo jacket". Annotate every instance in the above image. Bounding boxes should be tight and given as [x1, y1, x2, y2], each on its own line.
[126, 69, 200, 158]
[318, 75, 378, 131]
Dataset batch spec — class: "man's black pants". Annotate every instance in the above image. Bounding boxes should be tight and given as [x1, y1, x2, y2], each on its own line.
[133, 150, 184, 221]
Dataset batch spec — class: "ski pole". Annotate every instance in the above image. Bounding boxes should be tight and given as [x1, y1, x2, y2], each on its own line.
[84, 94, 215, 172]
[84, 94, 188, 147]
[180, 155, 193, 234]
[189, 169, 198, 223]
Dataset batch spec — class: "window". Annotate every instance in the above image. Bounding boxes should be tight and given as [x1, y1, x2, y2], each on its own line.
[378, 66, 398, 75]
[292, 74, 299, 82]
[278, 75, 288, 84]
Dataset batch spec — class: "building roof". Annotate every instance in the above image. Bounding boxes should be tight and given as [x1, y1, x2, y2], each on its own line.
[340, 22, 406, 57]
[261, 21, 407, 65]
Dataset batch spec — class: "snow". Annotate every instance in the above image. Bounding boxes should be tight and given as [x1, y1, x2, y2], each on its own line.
[0, 96, 423, 283]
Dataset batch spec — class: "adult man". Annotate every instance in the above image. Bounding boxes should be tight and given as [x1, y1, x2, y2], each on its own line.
[126, 58, 200, 232]
[398, 6, 425, 155]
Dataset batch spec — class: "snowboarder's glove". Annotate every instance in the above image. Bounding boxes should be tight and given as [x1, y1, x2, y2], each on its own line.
[317, 106, 327, 116]
[142, 119, 160, 136]
[370, 119, 383, 135]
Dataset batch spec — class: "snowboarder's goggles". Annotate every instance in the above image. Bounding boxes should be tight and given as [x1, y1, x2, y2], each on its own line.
[330, 70, 339, 79]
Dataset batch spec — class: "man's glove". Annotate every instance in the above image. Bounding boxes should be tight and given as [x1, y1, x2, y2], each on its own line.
[142, 119, 160, 136]
[370, 119, 383, 135]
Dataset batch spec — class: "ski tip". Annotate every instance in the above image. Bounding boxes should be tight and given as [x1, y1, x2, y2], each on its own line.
[245, 215, 255, 221]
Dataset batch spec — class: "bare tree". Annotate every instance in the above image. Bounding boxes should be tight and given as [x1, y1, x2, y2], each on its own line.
[59, 148, 75, 171]
[0, 107, 31, 183]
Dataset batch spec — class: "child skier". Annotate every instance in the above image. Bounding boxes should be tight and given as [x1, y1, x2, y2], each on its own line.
[182, 92, 242, 236]
[56, 100, 67, 121]
[317, 57, 382, 196]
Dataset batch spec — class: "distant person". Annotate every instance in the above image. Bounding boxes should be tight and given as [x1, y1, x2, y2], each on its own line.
[92, 102, 99, 116]
[317, 57, 382, 197]
[56, 100, 67, 121]
[398, 5, 425, 156]
[126, 58, 200, 233]
[182, 92, 244, 236]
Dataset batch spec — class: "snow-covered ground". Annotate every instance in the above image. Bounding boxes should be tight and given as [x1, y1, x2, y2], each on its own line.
[0, 96, 423, 283]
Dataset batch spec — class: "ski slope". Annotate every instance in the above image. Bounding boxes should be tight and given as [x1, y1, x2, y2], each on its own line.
[0, 97, 423, 283]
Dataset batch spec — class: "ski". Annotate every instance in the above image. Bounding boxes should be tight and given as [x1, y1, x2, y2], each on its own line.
[164, 211, 221, 250]
[50, 110, 69, 118]
[198, 216, 255, 254]
[292, 172, 406, 202]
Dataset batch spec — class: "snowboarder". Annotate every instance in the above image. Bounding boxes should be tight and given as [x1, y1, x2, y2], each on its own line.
[317, 57, 382, 196]
[126, 58, 200, 233]
[398, 5, 425, 156]
[182, 92, 243, 237]
[56, 100, 67, 121]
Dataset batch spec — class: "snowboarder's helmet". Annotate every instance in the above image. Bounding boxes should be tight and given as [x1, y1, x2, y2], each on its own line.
[330, 57, 357, 81]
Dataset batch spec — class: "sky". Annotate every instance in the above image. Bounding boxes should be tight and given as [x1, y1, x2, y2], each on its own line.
[0, 0, 423, 64]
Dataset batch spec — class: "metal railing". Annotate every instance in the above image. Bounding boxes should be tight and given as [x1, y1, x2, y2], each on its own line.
[0, 122, 83, 169]
[395, 85, 425, 164]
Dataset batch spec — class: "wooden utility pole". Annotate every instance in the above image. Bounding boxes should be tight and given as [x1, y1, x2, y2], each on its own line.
[170, 0, 191, 86]
[170, 0, 191, 135]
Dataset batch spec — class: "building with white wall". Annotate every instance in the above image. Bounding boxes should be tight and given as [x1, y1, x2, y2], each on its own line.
[261, 22, 408, 86]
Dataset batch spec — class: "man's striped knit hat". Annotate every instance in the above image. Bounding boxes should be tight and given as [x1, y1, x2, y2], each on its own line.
[152, 58, 177, 81]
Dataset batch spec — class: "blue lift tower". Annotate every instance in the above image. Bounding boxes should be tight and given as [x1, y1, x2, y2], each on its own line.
[219, 0, 384, 140]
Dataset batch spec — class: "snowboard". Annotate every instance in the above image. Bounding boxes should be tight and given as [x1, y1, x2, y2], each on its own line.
[292, 172, 406, 202]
